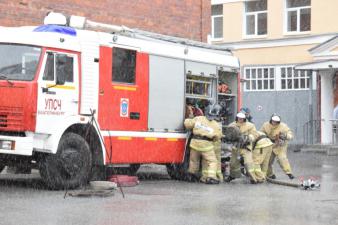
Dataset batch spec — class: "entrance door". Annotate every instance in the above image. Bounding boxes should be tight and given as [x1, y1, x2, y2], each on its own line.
[98, 46, 149, 131]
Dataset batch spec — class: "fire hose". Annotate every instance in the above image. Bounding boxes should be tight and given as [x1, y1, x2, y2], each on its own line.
[267, 177, 320, 190]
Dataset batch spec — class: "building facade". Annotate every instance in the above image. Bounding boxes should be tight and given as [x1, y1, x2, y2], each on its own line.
[211, 0, 338, 144]
[0, 0, 211, 42]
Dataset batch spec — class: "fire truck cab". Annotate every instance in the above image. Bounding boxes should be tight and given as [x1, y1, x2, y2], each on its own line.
[0, 13, 240, 189]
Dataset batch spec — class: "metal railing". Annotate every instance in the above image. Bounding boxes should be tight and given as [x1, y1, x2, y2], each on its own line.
[330, 119, 338, 145]
[303, 119, 321, 145]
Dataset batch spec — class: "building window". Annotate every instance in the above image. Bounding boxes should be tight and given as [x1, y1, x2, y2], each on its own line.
[245, 0, 267, 37]
[281, 67, 310, 90]
[244, 67, 275, 91]
[112, 47, 136, 84]
[286, 0, 311, 33]
[211, 4, 223, 39]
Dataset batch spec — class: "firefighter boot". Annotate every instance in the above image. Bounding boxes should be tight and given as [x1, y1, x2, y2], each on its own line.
[205, 177, 220, 185]
[268, 174, 276, 179]
[287, 173, 295, 179]
[187, 173, 201, 182]
[225, 176, 236, 182]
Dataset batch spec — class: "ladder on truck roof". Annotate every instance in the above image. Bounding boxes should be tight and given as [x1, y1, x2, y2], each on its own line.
[45, 12, 233, 53]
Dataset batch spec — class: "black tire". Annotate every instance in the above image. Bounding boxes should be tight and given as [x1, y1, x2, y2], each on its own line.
[166, 133, 193, 181]
[166, 147, 191, 181]
[39, 133, 92, 190]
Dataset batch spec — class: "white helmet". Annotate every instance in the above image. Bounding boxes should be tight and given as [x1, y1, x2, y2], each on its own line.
[236, 112, 246, 119]
[271, 114, 281, 123]
[236, 112, 246, 122]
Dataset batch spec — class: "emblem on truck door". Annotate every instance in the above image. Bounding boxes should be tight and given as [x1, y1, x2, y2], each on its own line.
[120, 98, 129, 117]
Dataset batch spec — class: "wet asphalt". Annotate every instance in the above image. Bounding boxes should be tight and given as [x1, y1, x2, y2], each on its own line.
[0, 151, 337, 225]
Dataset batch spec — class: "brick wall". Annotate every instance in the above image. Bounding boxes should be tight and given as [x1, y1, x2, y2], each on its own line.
[0, 0, 211, 42]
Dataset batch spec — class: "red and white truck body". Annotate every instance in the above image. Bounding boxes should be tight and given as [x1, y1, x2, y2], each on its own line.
[0, 13, 240, 189]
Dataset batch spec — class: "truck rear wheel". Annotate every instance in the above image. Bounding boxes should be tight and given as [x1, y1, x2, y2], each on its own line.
[166, 148, 190, 181]
[166, 134, 193, 181]
[39, 133, 92, 190]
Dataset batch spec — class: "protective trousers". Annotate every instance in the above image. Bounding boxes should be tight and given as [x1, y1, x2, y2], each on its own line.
[229, 147, 257, 182]
[188, 148, 218, 181]
[252, 145, 273, 182]
[202, 140, 223, 182]
[267, 145, 292, 177]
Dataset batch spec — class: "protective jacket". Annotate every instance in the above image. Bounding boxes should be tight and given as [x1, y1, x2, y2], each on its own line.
[184, 116, 222, 151]
[252, 132, 273, 182]
[260, 122, 293, 142]
[229, 121, 259, 144]
[228, 121, 259, 182]
[184, 116, 221, 182]
[260, 122, 294, 177]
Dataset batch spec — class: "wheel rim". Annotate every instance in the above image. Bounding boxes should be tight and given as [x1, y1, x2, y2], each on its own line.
[57, 147, 85, 179]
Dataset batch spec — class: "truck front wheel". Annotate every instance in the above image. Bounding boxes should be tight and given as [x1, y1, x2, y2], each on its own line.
[39, 133, 92, 190]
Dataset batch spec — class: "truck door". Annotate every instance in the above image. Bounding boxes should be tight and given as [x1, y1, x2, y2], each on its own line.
[98, 46, 149, 131]
[36, 50, 79, 133]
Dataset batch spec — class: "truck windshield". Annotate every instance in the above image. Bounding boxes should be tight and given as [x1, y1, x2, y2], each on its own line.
[0, 44, 41, 81]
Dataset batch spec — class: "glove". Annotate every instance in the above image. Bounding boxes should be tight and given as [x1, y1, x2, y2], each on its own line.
[239, 134, 250, 148]
[279, 132, 287, 140]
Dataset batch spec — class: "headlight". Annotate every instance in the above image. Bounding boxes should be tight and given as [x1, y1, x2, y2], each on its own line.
[0, 140, 15, 150]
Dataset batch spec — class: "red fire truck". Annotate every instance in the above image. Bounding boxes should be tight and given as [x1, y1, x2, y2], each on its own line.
[0, 13, 240, 189]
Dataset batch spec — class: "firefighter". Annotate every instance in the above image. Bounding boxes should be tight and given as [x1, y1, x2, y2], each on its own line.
[213, 136, 223, 182]
[203, 102, 223, 182]
[240, 107, 253, 122]
[225, 112, 259, 183]
[185, 99, 195, 118]
[251, 131, 274, 182]
[260, 114, 295, 180]
[184, 104, 223, 184]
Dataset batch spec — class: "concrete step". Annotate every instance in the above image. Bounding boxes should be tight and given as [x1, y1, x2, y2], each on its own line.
[300, 144, 338, 155]
[327, 147, 338, 156]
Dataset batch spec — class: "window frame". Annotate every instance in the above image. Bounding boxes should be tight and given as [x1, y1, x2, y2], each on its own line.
[284, 0, 311, 35]
[211, 15, 223, 40]
[211, 4, 223, 40]
[243, 0, 268, 39]
[280, 66, 310, 90]
[112, 47, 137, 85]
[42, 52, 75, 83]
[244, 66, 275, 92]
[243, 65, 312, 92]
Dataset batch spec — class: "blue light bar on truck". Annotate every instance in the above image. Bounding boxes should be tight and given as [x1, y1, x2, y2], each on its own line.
[33, 25, 76, 36]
